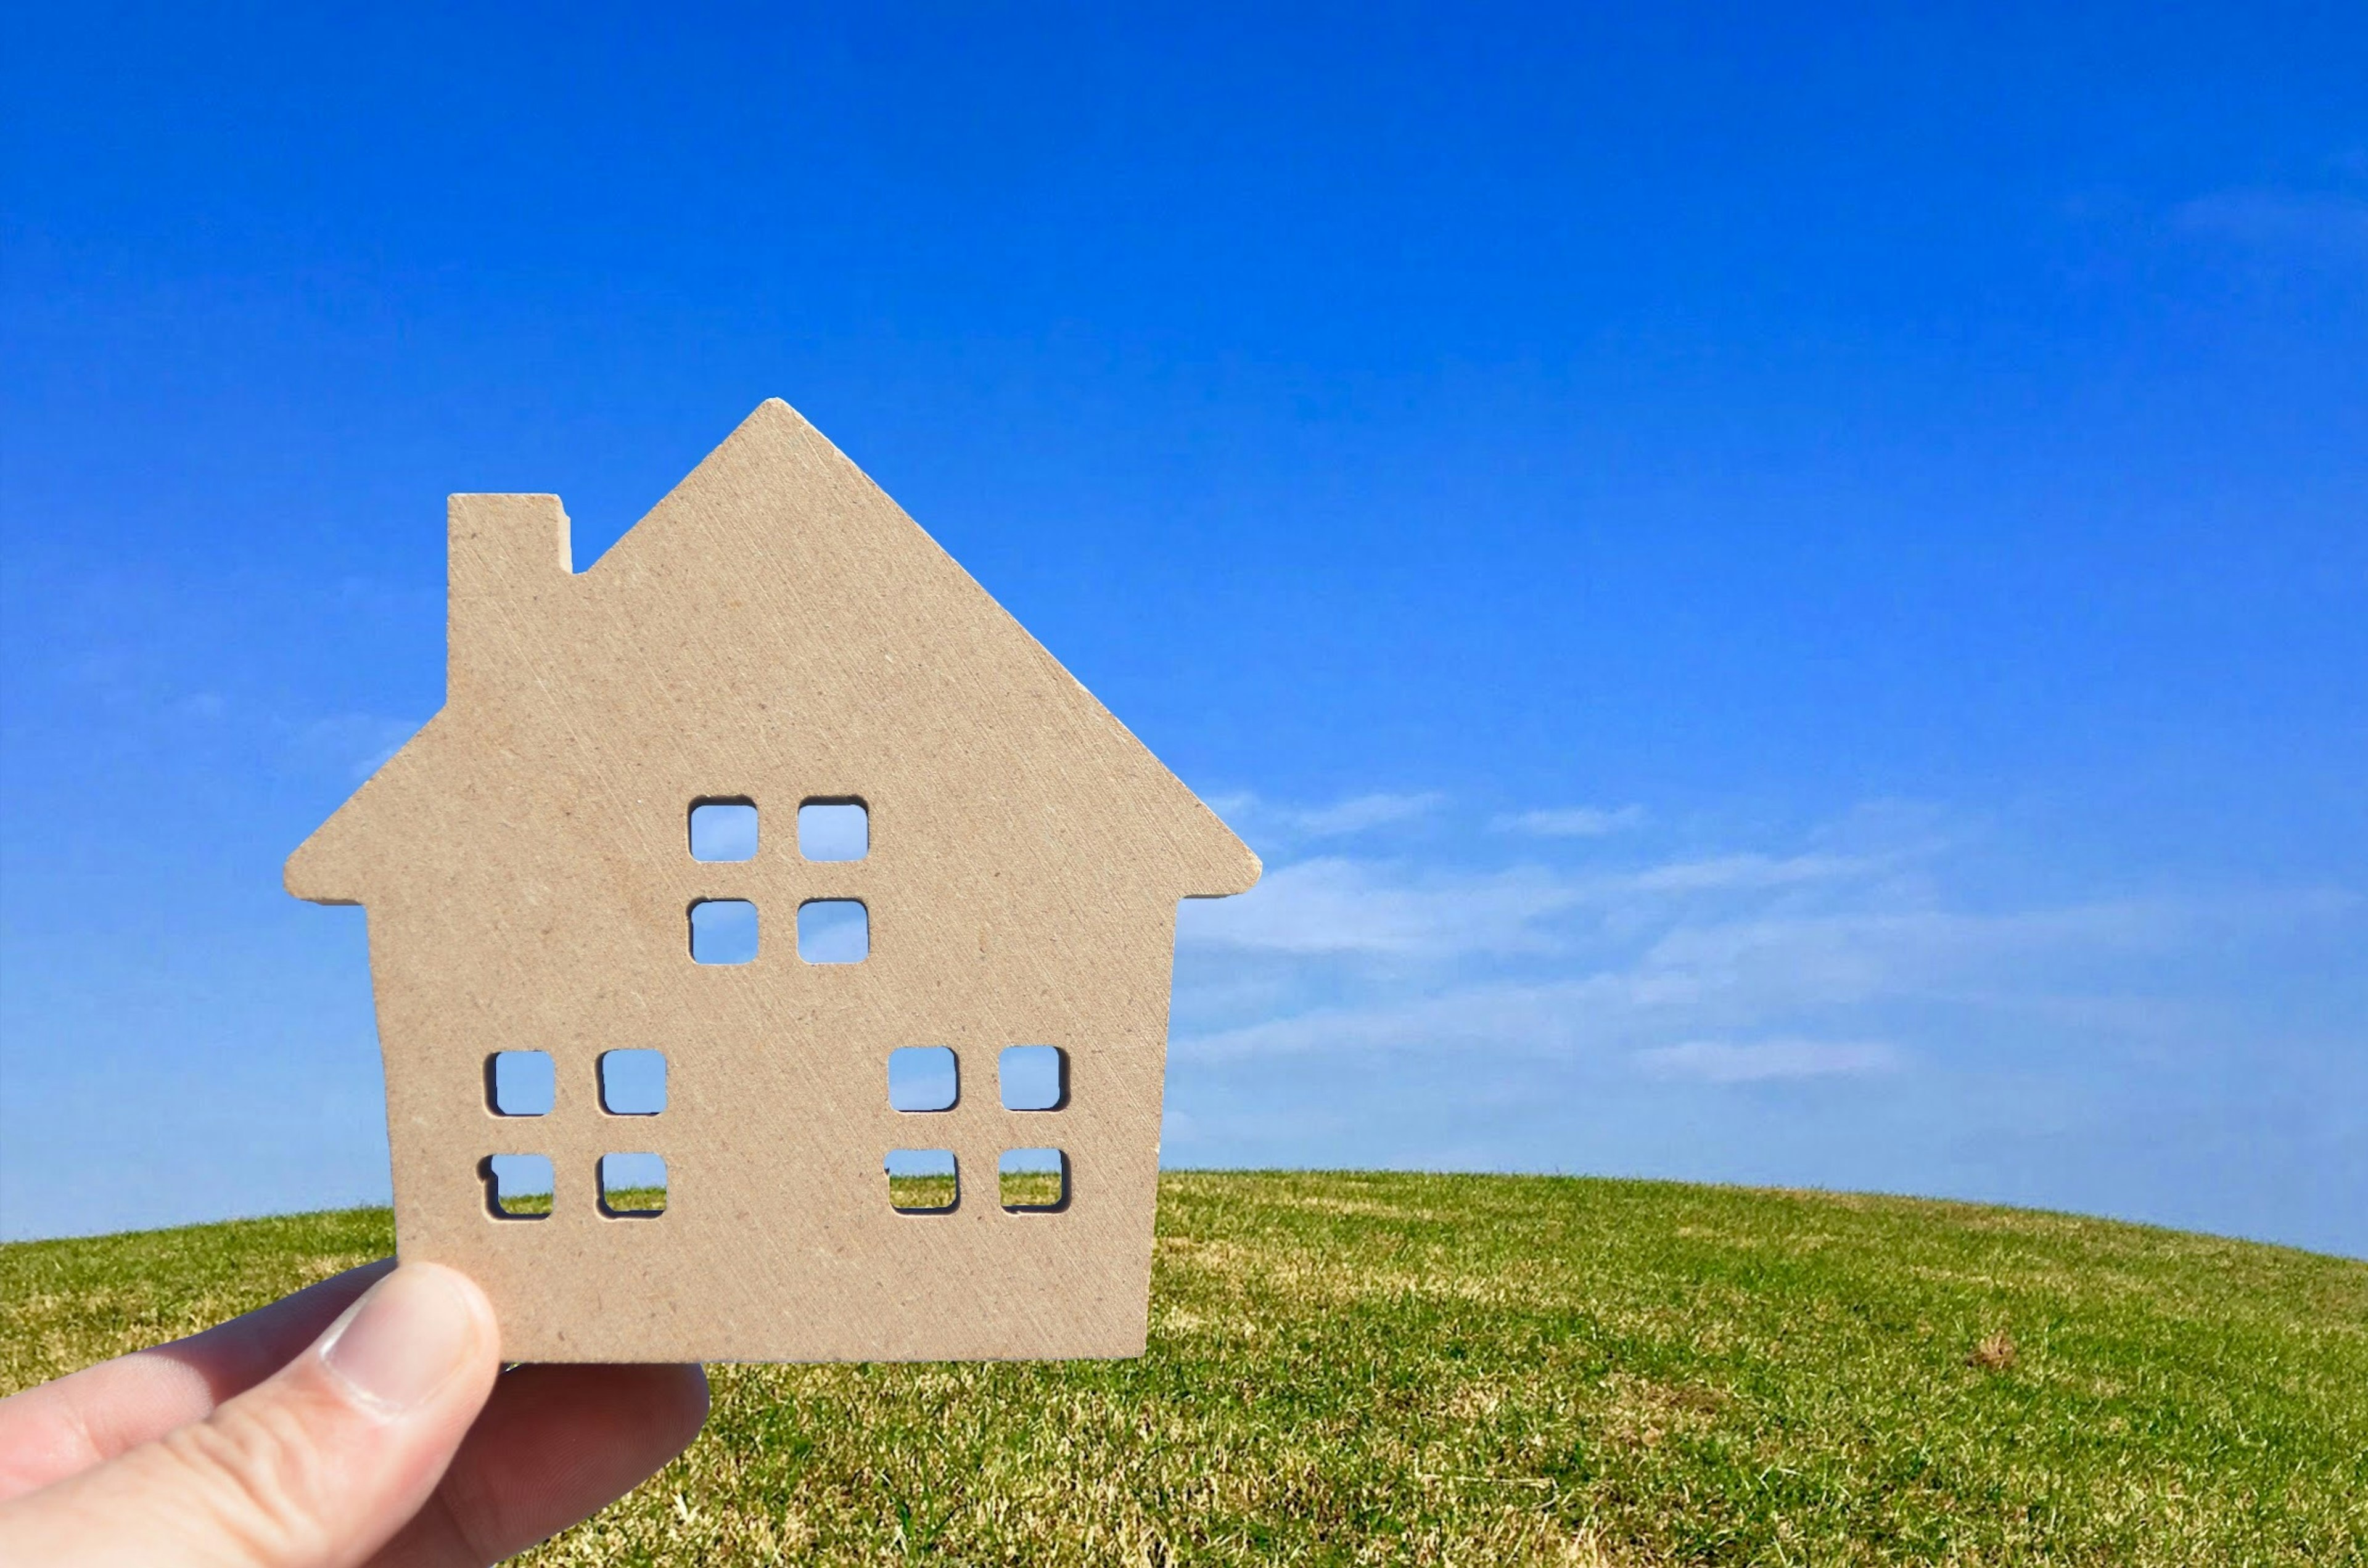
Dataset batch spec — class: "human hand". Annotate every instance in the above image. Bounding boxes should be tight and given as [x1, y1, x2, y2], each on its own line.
[0, 1259, 707, 1566]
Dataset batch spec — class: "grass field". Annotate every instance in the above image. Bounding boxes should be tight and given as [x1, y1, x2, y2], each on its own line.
[5, 1172, 2364, 1564]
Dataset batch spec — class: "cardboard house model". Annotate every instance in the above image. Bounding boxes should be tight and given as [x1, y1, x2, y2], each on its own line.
[287, 400, 1259, 1363]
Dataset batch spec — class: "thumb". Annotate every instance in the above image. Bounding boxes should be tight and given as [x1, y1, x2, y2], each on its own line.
[0, 1263, 502, 1568]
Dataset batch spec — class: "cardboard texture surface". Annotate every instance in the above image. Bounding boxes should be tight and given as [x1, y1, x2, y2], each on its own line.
[287, 400, 1259, 1362]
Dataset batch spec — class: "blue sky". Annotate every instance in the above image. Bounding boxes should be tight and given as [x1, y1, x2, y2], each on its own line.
[3, 2, 2362, 1253]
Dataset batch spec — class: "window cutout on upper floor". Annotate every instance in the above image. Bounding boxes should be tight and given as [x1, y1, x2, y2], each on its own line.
[798, 800, 868, 861]
[797, 900, 868, 964]
[888, 1046, 958, 1112]
[599, 1049, 667, 1115]
[599, 1152, 667, 1217]
[688, 800, 758, 862]
[482, 1154, 553, 1220]
[885, 1149, 957, 1213]
[486, 1051, 554, 1117]
[999, 1046, 1067, 1111]
[689, 899, 758, 964]
[999, 1147, 1069, 1213]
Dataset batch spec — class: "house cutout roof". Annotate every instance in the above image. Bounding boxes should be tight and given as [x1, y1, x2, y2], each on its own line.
[288, 398, 1257, 905]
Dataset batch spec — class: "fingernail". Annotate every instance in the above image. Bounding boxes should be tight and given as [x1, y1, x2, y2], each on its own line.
[319, 1266, 479, 1413]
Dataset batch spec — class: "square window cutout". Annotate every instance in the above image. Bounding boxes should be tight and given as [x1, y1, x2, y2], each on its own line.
[1000, 1148, 1069, 1212]
[888, 1046, 958, 1112]
[797, 900, 868, 964]
[599, 1152, 668, 1217]
[688, 800, 758, 861]
[798, 800, 868, 861]
[599, 1049, 667, 1115]
[885, 1149, 957, 1213]
[1000, 1046, 1067, 1111]
[482, 1154, 553, 1220]
[689, 899, 758, 964]
[486, 1051, 554, 1117]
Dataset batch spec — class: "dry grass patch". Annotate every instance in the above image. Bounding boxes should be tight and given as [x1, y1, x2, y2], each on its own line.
[1968, 1330, 2019, 1371]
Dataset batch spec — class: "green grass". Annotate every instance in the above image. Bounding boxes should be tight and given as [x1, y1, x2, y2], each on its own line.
[6, 1173, 2364, 1564]
[881, 1172, 1066, 1211]
[602, 1186, 667, 1217]
[888, 1173, 960, 1212]
[997, 1168, 1065, 1210]
[487, 1188, 666, 1218]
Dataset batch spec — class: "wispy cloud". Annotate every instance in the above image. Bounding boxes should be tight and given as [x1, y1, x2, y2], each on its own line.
[1206, 789, 1446, 839]
[1173, 977, 1619, 1062]
[1291, 791, 1445, 835]
[2173, 188, 2368, 263]
[1172, 892, 2235, 1064]
[1180, 856, 1581, 956]
[1634, 1038, 1903, 1083]
[1171, 800, 2362, 1094]
[1629, 890, 2359, 1009]
[293, 713, 424, 778]
[1494, 804, 1646, 837]
[1621, 851, 1873, 893]
[1182, 845, 1897, 962]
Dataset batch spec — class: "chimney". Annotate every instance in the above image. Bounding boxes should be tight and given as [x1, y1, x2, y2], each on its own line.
[447, 493, 572, 692]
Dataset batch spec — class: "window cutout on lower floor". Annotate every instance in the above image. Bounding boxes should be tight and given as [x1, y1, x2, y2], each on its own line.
[999, 1147, 1069, 1213]
[885, 1148, 957, 1213]
[486, 1051, 554, 1117]
[482, 1154, 553, 1219]
[599, 1152, 667, 1217]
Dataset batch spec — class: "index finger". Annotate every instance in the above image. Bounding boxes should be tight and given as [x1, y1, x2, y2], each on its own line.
[0, 1257, 392, 1500]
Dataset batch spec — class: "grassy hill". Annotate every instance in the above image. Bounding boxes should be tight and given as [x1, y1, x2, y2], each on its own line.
[5, 1173, 2364, 1565]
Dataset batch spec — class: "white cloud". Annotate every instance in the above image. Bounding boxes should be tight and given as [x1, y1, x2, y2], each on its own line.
[1634, 1038, 1904, 1083]
[1178, 856, 1582, 956]
[1171, 819, 2362, 1075]
[1494, 804, 1646, 837]
[1201, 790, 1253, 818]
[1159, 798, 2368, 1251]
[1168, 782, 2367, 1151]
[2174, 188, 2368, 261]
[1205, 789, 1446, 840]
[1174, 978, 1620, 1062]
[1621, 851, 1874, 893]
[1179, 839, 1895, 964]
[1289, 791, 1445, 835]
[1628, 890, 2359, 1011]
[294, 713, 425, 779]
[1182, 844, 1931, 969]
